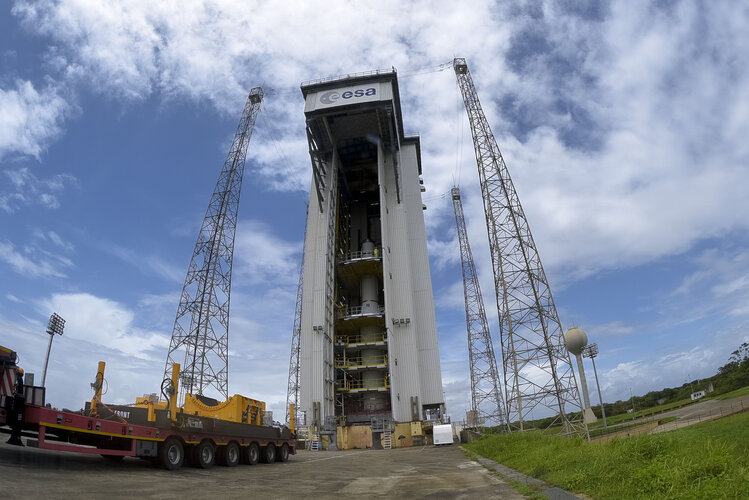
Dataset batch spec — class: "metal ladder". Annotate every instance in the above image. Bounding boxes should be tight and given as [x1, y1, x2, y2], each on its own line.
[382, 430, 392, 450]
[310, 433, 321, 451]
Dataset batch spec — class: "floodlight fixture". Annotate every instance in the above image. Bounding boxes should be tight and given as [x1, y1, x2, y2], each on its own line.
[42, 312, 66, 387]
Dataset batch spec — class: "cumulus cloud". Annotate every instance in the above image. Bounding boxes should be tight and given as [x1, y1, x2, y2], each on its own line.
[0, 79, 72, 160]
[38, 292, 169, 359]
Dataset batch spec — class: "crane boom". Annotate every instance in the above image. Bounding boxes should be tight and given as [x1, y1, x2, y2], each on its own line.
[164, 87, 263, 403]
[453, 59, 585, 434]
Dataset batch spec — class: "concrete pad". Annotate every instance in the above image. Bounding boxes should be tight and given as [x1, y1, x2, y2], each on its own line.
[0, 442, 526, 499]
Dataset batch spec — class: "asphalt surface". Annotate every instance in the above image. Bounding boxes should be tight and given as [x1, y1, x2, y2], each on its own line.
[591, 393, 749, 440]
[0, 442, 527, 499]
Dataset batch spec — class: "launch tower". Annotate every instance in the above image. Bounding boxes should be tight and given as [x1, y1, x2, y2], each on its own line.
[299, 70, 445, 431]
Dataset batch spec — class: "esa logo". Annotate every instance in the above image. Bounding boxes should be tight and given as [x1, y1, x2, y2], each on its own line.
[319, 87, 376, 105]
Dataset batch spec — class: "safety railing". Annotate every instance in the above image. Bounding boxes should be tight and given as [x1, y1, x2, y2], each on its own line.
[301, 68, 396, 88]
[335, 333, 386, 346]
[334, 355, 388, 369]
[338, 377, 390, 392]
[337, 305, 385, 319]
[339, 249, 383, 263]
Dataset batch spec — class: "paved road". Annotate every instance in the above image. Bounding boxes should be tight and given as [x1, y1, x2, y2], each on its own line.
[0, 442, 525, 499]
[649, 393, 749, 433]
[592, 393, 749, 440]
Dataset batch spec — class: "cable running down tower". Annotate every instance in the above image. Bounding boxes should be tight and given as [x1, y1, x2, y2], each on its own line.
[453, 59, 584, 434]
[451, 187, 507, 429]
[163, 87, 264, 403]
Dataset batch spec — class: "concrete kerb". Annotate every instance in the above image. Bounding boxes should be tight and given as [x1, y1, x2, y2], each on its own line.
[461, 446, 586, 500]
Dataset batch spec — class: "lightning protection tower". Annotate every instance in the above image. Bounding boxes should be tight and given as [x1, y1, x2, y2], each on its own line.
[163, 87, 263, 403]
[451, 187, 507, 429]
[453, 58, 585, 434]
[285, 207, 308, 426]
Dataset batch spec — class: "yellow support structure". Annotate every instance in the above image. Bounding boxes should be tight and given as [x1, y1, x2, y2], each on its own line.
[168, 363, 180, 422]
[289, 403, 295, 435]
[183, 393, 265, 425]
[89, 361, 105, 417]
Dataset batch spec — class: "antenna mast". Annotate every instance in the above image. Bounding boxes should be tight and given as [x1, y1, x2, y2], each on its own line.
[163, 87, 263, 403]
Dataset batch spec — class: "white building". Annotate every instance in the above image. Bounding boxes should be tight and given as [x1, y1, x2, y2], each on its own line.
[299, 70, 445, 429]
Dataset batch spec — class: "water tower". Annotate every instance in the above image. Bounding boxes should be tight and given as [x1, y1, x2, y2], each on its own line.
[564, 328, 598, 424]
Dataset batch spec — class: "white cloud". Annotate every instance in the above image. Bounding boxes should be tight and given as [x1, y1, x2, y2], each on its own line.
[106, 244, 185, 283]
[0, 79, 71, 160]
[0, 239, 71, 278]
[233, 219, 302, 286]
[38, 292, 169, 360]
[0, 168, 78, 213]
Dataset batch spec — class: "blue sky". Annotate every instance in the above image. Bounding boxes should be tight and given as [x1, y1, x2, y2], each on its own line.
[1, 1, 748, 423]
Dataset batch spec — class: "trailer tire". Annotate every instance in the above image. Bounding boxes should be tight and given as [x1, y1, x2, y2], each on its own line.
[159, 437, 184, 470]
[277, 443, 289, 462]
[218, 442, 240, 467]
[191, 440, 215, 469]
[241, 442, 260, 465]
[261, 443, 276, 464]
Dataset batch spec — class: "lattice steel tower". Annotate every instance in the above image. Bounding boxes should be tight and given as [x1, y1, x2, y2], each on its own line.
[163, 87, 263, 403]
[285, 208, 307, 426]
[452, 187, 507, 429]
[453, 58, 584, 434]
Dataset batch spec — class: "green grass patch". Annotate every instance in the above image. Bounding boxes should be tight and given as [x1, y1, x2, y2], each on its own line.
[465, 411, 749, 499]
[714, 385, 749, 400]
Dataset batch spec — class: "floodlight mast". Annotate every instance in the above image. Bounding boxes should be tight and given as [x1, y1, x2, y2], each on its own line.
[41, 312, 65, 387]
[163, 87, 263, 404]
[451, 187, 508, 430]
[453, 58, 585, 435]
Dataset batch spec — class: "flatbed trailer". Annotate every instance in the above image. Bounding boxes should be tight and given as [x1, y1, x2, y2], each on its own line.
[16, 401, 296, 470]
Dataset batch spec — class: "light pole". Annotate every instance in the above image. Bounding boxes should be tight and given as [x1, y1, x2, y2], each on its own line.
[41, 312, 65, 387]
[582, 343, 606, 429]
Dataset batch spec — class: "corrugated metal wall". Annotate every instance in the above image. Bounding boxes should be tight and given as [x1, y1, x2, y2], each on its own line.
[300, 153, 339, 424]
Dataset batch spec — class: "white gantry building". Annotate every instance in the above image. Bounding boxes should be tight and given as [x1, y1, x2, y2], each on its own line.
[299, 69, 445, 434]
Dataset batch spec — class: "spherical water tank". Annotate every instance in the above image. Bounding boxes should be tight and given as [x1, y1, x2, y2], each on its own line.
[564, 327, 588, 355]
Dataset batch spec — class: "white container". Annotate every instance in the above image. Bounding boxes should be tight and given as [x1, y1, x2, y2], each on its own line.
[433, 424, 454, 446]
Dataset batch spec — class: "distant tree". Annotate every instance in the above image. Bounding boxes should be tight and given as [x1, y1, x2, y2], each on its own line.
[719, 342, 749, 374]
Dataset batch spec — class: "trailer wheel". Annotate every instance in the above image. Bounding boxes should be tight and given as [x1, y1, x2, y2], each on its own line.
[191, 440, 215, 469]
[261, 443, 276, 464]
[159, 437, 184, 470]
[277, 443, 289, 462]
[242, 442, 260, 465]
[218, 442, 240, 467]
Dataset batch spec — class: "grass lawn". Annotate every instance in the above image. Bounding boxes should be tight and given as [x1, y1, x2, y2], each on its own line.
[715, 385, 749, 400]
[465, 410, 749, 499]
